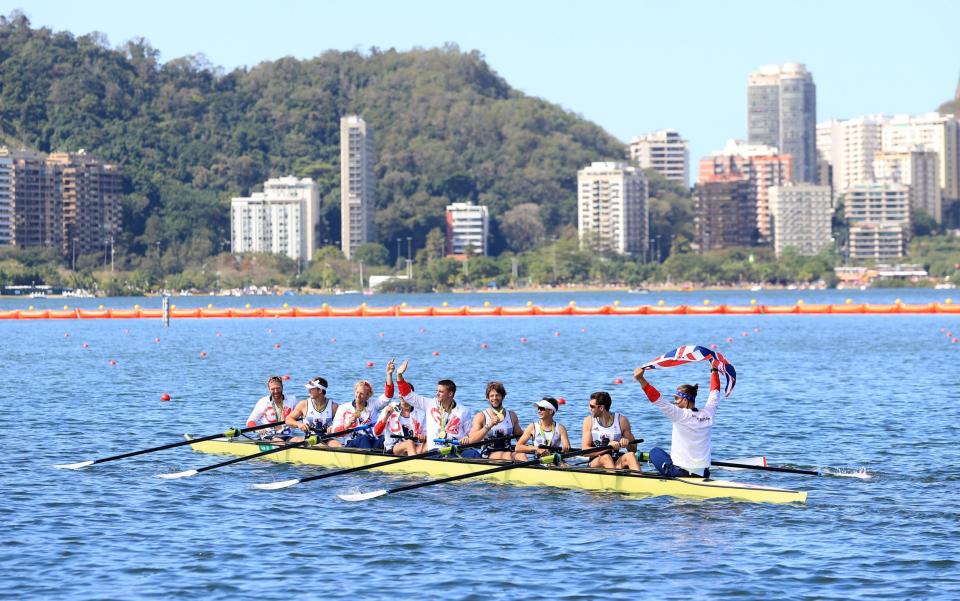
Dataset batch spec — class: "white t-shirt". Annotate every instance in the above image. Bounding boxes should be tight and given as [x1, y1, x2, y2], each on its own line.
[654, 388, 720, 472]
[401, 392, 472, 450]
[246, 394, 298, 436]
[331, 394, 391, 442]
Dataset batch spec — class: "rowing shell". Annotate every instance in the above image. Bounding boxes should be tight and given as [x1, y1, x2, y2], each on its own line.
[185, 436, 807, 504]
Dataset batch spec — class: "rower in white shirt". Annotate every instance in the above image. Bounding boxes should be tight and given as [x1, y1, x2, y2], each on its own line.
[330, 360, 394, 449]
[634, 364, 721, 478]
[395, 360, 475, 455]
[246, 375, 298, 441]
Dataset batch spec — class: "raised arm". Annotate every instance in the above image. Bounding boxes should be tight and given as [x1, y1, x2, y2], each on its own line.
[634, 367, 661, 402]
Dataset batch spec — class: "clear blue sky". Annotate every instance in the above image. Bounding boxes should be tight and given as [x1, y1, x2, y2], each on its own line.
[5, 0, 959, 175]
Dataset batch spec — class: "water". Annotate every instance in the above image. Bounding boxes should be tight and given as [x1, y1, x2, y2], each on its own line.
[3, 290, 960, 599]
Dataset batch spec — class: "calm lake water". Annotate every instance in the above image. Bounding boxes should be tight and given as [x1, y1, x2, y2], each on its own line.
[3, 289, 959, 600]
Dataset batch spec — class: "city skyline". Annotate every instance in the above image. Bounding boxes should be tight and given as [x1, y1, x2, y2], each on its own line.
[5, 0, 958, 174]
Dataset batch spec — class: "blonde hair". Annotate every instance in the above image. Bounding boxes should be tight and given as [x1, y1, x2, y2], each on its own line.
[354, 380, 373, 398]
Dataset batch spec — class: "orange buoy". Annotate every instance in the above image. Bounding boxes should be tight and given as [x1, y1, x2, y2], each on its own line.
[161, 393, 171, 401]
[557, 397, 566, 405]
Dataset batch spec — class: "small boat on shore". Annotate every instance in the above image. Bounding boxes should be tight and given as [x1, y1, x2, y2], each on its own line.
[187, 436, 808, 504]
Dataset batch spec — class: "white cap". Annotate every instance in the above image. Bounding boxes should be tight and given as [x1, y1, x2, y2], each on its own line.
[533, 397, 559, 413]
[304, 379, 327, 392]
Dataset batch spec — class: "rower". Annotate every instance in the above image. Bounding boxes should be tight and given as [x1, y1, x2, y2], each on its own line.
[634, 364, 720, 478]
[285, 377, 340, 445]
[246, 375, 298, 441]
[515, 396, 570, 459]
[396, 360, 473, 453]
[331, 361, 394, 449]
[374, 359, 425, 456]
[461, 381, 523, 460]
[580, 391, 641, 470]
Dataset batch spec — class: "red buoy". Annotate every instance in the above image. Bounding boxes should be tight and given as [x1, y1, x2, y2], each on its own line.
[557, 397, 566, 405]
[200, 351, 207, 358]
[273, 343, 281, 349]
[554, 331, 561, 337]
[520, 337, 528, 343]
[282, 374, 291, 381]
[432, 351, 440, 356]
[82, 342, 89, 348]
[160, 393, 171, 401]
[742, 331, 749, 337]
[710, 343, 718, 349]
[480, 343, 488, 349]
[330, 337, 336, 343]
[613, 377, 623, 385]
[109, 359, 117, 366]
[64, 332, 70, 338]
[378, 332, 385, 337]
[366, 361, 374, 367]
[726, 337, 734, 343]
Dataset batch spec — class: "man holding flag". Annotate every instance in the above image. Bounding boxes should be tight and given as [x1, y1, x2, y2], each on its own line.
[633, 345, 735, 478]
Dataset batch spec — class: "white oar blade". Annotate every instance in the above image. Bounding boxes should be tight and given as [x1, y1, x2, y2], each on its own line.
[715, 456, 766, 471]
[338, 489, 388, 502]
[157, 469, 198, 480]
[52, 460, 95, 470]
[252, 479, 300, 491]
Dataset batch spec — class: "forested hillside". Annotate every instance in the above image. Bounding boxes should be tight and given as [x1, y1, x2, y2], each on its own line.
[0, 12, 628, 272]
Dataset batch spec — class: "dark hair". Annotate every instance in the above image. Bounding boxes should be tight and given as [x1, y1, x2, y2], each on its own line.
[267, 375, 283, 386]
[313, 376, 328, 389]
[485, 381, 506, 398]
[676, 383, 699, 403]
[438, 379, 457, 395]
[590, 391, 612, 410]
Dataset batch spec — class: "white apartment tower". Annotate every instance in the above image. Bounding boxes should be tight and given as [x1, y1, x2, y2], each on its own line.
[874, 149, 941, 222]
[340, 115, 376, 259]
[445, 202, 489, 257]
[881, 113, 959, 203]
[747, 64, 818, 183]
[768, 184, 833, 258]
[843, 182, 911, 261]
[816, 116, 887, 192]
[230, 176, 319, 262]
[577, 162, 648, 256]
[629, 129, 689, 184]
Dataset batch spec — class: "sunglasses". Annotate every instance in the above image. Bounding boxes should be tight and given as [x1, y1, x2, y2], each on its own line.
[588, 403, 599, 409]
[537, 406, 549, 411]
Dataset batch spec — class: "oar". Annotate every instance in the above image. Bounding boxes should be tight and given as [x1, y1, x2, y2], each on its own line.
[52, 420, 287, 470]
[338, 439, 641, 501]
[709, 459, 820, 476]
[252, 435, 514, 491]
[157, 424, 374, 479]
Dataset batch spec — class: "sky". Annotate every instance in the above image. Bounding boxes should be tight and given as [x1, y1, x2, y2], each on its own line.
[5, 0, 959, 178]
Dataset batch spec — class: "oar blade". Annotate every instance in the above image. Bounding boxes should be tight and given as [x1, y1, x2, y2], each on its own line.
[157, 469, 198, 480]
[338, 489, 388, 502]
[252, 479, 300, 491]
[52, 460, 95, 470]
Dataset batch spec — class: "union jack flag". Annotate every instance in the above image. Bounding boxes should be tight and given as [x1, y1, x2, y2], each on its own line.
[641, 345, 737, 397]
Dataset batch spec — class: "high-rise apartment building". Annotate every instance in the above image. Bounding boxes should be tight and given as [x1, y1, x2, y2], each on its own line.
[47, 151, 123, 256]
[881, 113, 959, 202]
[874, 149, 941, 222]
[445, 202, 489, 257]
[0, 148, 120, 257]
[576, 162, 648, 256]
[340, 115, 376, 259]
[694, 176, 756, 252]
[747, 63, 817, 183]
[629, 129, 689, 184]
[816, 115, 887, 192]
[843, 182, 911, 260]
[699, 140, 792, 242]
[230, 176, 319, 262]
[768, 184, 833, 257]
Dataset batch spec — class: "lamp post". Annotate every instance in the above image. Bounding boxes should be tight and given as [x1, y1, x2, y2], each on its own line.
[395, 238, 401, 266]
[406, 236, 413, 279]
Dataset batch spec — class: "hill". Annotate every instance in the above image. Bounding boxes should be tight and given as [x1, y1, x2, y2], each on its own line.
[0, 12, 628, 271]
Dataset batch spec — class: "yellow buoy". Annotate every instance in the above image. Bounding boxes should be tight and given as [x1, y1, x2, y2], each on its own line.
[28, 305, 34, 310]
[797, 299, 804, 305]
[245, 303, 251, 309]
[750, 299, 757, 305]
[134, 304, 140, 310]
[322, 303, 328, 308]
[845, 298, 852, 304]
[63, 305, 69, 310]
[703, 299, 710, 305]
[98, 304, 104, 310]
[525, 300, 532, 307]
[171, 304, 176, 310]
[613, 300, 621, 306]
[207, 303, 213, 309]
[657, 300, 665, 306]
[894, 298, 902, 305]
[568, 300, 576, 307]
[483, 301, 490, 307]
[946, 298, 953, 304]
[401, 302, 408, 308]
[442, 301, 449, 307]
[283, 303, 289, 309]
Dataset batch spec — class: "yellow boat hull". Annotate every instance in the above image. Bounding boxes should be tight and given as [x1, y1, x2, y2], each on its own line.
[188, 437, 808, 504]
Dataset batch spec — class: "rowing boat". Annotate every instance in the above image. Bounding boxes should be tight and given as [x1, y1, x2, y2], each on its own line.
[186, 436, 807, 504]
